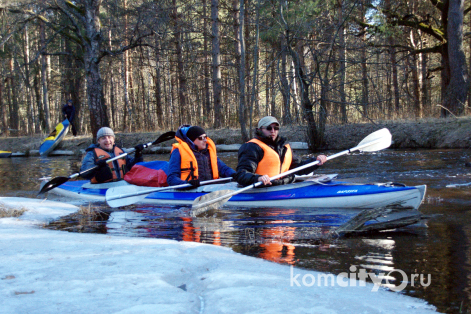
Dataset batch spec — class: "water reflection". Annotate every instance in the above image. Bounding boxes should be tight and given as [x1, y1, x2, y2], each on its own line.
[1, 149, 471, 312]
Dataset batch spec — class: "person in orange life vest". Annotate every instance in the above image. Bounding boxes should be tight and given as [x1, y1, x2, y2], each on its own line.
[80, 127, 144, 183]
[233, 116, 327, 186]
[166, 125, 235, 188]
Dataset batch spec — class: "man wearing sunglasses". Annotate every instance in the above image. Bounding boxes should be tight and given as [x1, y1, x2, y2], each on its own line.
[167, 125, 236, 188]
[234, 116, 327, 186]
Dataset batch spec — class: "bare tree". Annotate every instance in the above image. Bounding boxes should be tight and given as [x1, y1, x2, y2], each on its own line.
[212, 0, 223, 128]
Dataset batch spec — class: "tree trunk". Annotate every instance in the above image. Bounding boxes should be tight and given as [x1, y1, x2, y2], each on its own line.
[442, 0, 469, 116]
[265, 50, 270, 116]
[280, 37, 291, 124]
[121, 53, 130, 130]
[33, 66, 45, 132]
[384, 0, 400, 117]
[203, 0, 212, 126]
[212, 0, 223, 128]
[411, 53, 422, 118]
[421, 51, 429, 114]
[123, 0, 132, 131]
[289, 47, 321, 150]
[23, 25, 36, 134]
[0, 80, 8, 137]
[9, 59, 19, 131]
[83, 1, 109, 141]
[337, 0, 347, 124]
[235, 0, 249, 141]
[270, 49, 276, 116]
[172, 0, 188, 126]
[154, 38, 163, 129]
[40, 16, 50, 132]
[360, 2, 369, 118]
[249, 0, 261, 136]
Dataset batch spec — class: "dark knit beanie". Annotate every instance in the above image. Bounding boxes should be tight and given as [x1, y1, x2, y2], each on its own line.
[186, 126, 206, 142]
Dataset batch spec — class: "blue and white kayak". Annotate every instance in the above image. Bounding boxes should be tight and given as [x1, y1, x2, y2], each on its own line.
[39, 119, 70, 156]
[46, 174, 427, 210]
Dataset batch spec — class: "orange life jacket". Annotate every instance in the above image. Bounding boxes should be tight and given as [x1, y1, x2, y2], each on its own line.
[91, 146, 127, 183]
[171, 137, 219, 181]
[248, 138, 292, 177]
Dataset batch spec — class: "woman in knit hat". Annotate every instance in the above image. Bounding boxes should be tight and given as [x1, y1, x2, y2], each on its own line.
[167, 125, 235, 187]
[80, 127, 145, 183]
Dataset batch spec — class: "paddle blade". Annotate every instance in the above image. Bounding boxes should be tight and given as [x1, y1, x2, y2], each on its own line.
[152, 131, 175, 145]
[356, 128, 392, 152]
[190, 190, 234, 217]
[38, 177, 69, 195]
[106, 185, 153, 208]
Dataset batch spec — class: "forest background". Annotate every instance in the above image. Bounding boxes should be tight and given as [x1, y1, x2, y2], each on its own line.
[0, 0, 470, 152]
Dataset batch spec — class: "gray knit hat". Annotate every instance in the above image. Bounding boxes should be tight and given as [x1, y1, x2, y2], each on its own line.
[258, 116, 280, 128]
[97, 127, 115, 140]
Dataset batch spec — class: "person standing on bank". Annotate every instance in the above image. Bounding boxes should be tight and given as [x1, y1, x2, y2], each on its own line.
[80, 127, 144, 183]
[233, 116, 328, 186]
[62, 99, 77, 136]
[167, 125, 236, 187]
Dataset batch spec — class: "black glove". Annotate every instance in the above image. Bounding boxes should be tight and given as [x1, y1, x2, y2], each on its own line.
[188, 179, 200, 187]
[134, 144, 145, 158]
[230, 173, 237, 179]
[134, 144, 145, 152]
[96, 159, 108, 168]
[95, 166, 113, 183]
[181, 179, 200, 190]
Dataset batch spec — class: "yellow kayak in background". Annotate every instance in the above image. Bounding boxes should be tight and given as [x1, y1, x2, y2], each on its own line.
[39, 119, 70, 156]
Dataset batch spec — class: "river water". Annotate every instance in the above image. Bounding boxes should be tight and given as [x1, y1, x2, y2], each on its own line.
[1, 148, 470, 313]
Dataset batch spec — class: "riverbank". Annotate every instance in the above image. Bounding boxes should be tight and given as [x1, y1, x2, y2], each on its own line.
[1, 117, 470, 155]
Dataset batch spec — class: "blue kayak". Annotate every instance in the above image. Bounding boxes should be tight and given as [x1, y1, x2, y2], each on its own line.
[39, 119, 70, 156]
[46, 173, 426, 211]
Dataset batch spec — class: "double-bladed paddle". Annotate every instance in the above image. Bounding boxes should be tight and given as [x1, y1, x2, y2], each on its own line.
[105, 177, 233, 208]
[190, 128, 392, 217]
[38, 131, 176, 195]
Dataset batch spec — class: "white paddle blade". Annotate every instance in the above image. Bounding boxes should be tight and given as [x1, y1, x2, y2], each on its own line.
[356, 128, 392, 152]
[106, 185, 154, 208]
[190, 190, 234, 217]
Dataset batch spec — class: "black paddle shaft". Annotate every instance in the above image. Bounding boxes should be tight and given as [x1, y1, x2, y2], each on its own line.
[37, 131, 176, 195]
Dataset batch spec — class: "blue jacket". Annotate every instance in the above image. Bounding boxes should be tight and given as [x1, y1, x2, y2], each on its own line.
[80, 143, 143, 180]
[62, 104, 75, 122]
[167, 126, 235, 186]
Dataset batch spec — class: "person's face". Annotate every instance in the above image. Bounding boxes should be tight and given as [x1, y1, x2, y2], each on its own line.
[193, 134, 207, 151]
[98, 135, 115, 150]
[261, 123, 279, 141]
[68, 101, 72, 106]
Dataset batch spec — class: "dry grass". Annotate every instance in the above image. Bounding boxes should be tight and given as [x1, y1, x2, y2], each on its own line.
[46, 203, 110, 233]
[0, 203, 27, 218]
[76, 203, 108, 221]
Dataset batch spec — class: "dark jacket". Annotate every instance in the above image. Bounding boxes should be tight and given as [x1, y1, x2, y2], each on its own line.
[80, 143, 143, 180]
[167, 126, 235, 186]
[62, 104, 75, 122]
[233, 131, 320, 186]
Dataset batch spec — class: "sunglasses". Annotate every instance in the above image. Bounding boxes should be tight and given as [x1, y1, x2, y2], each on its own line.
[264, 125, 280, 131]
[197, 135, 207, 141]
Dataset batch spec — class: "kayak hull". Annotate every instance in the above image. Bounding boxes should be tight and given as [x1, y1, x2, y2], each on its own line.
[47, 178, 426, 211]
[39, 119, 70, 156]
